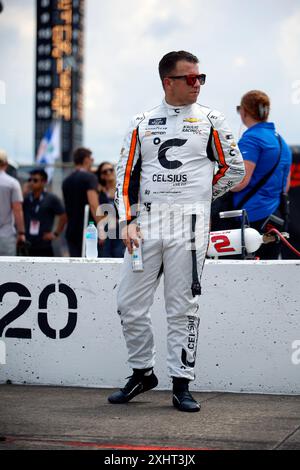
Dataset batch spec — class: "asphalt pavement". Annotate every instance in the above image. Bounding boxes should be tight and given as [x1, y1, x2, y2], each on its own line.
[0, 385, 300, 450]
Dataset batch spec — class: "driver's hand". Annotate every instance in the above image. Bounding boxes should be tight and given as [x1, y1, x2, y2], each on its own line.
[121, 223, 143, 254]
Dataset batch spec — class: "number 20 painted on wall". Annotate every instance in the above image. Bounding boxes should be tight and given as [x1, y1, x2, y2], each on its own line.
[0, 282, 78, 340]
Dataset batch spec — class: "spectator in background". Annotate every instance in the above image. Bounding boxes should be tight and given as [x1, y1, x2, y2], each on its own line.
[282, 146, 300, 259]
[231, 90, 292, 259]
[95, 162, 125, 258]
[23, 169, 66, 257]
[0, 150, 25, 256]
[62, 147, 101, 257]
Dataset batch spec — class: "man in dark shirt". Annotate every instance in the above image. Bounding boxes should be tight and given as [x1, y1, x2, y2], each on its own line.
[23, 169, 66, 257]
[62, 147, 100, 257]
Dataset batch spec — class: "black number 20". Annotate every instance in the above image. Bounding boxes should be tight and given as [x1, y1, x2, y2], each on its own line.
[0, 282, 78, 340]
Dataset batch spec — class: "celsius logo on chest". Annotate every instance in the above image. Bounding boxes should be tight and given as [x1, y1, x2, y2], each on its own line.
[158, 138, 187, 169]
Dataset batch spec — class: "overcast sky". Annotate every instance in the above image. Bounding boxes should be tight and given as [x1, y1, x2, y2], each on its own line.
[0, 0, 299, 164]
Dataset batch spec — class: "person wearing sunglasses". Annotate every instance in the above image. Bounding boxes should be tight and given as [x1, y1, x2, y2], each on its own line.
[109, 50, 245, 412]
[23, 169, 66, 257]
[95, 162, 125, 258]
[231, 90, 292, 259]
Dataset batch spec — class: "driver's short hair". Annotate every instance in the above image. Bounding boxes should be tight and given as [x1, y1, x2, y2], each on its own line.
[158, 51, 199, 83]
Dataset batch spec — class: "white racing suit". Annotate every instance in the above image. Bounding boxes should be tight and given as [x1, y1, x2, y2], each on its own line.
[115, 99, 245, 380]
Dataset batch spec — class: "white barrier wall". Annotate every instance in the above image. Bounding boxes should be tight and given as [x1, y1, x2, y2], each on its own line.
[0, 257, 299, 394]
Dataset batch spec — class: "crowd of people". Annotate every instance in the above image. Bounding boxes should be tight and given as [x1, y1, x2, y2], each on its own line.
[0, 88, 293, 261]
[0, 148, 124, 258]
[62, 147, 125, 258]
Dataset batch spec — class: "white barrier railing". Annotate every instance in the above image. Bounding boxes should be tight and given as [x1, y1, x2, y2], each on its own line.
[0, 257, 299, 394]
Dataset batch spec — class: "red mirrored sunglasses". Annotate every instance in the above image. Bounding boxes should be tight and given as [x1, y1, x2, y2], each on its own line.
[168, 74, 206, 86]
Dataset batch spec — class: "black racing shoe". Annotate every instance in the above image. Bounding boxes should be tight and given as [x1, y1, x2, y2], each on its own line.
[172, 390, 201, 412]
[107, 369, 158, 404]
[172, 377, 201, 412]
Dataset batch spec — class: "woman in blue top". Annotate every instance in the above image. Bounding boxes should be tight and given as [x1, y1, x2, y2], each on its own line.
[232, 90, 292, 259]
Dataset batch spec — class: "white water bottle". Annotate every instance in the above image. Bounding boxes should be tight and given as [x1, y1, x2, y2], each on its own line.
[85, 222, 98, 258]
[132, 240, 144, 272]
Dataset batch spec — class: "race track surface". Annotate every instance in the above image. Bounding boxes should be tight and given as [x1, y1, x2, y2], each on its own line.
[0, 385, 299, 450]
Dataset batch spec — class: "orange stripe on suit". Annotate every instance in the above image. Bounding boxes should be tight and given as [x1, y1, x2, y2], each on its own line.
[123, 129, 138, 221]
[212, 130, 229, 185]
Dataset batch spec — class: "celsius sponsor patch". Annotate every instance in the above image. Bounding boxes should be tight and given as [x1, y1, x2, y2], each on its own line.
[152, 174, 188, 183]
[148, 117, 167, 126]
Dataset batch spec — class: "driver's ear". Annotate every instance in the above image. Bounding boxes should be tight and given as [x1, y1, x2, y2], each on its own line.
[163, 77, 171, 89]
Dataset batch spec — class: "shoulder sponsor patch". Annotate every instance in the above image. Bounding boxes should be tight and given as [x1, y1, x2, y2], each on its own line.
[148, 117, 167, 126]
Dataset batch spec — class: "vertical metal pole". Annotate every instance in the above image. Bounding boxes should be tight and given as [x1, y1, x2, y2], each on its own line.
[81, 204, 89, 257]
[241, 209, 247, 259]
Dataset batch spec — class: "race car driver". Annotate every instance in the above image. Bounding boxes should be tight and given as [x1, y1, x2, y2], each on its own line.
[108, 50, 245, 412]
